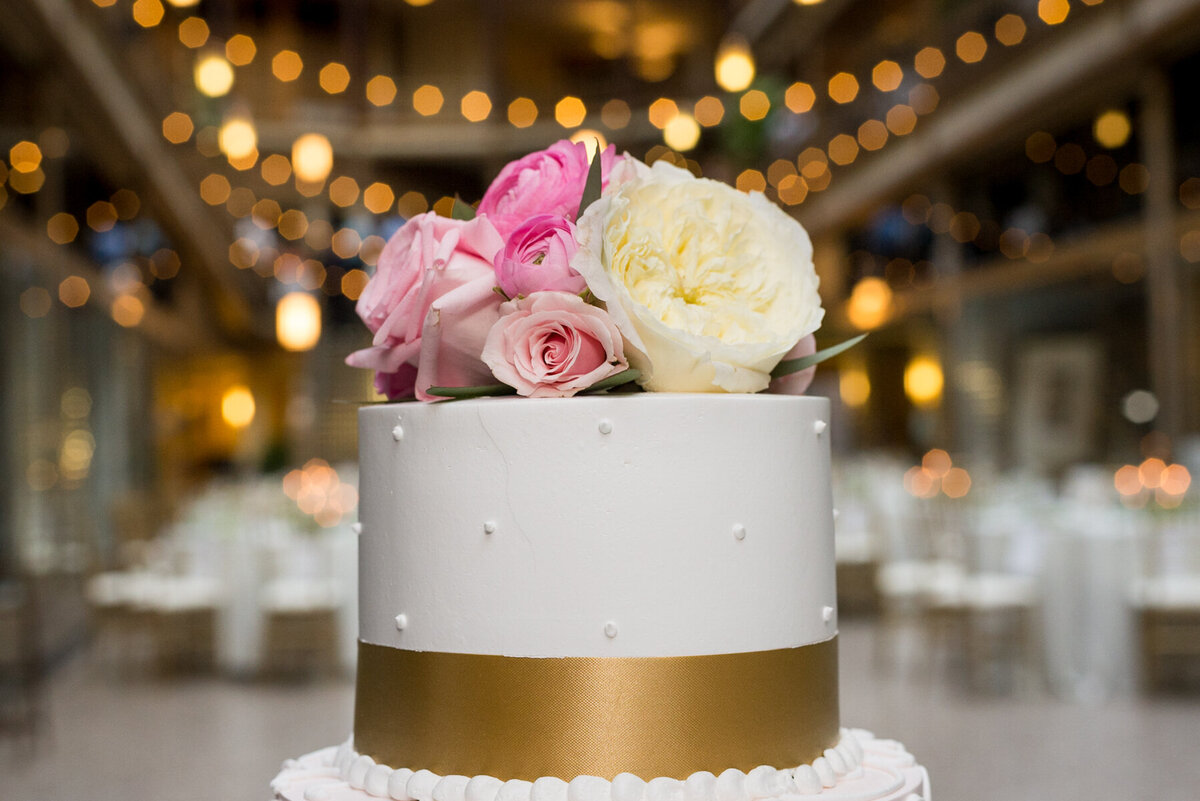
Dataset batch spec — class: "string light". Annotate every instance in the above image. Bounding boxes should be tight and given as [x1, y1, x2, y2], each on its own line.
[413, 84, 444, 116]
[366, 75, 397, 106]
[131, 0, 165, 28]
[221, 386, 256, 428]
[1094, 109, 1132, 148]
[740, 90, 770, 121]
[715, 35, 755, 92]
[555, 96, 587, 128]
[569, 131, 608, 161]
[194, 54, 234, 97]
[272, 50, 303, 81]
[218, 117, 257, 160]
[177, 16, 209, 48]
[461, 90, 493, 122]
[292, 134, 333, 183]
[663, 112, 700, 151]
[839, 366, 870, 408]
[85, 1, 1095, 313]
[276, 292, 321, 351]
[507, 98, 538, 128]
[904, 356, 943, 407]
[226, 34, 257, 65]
[846, 277, 892, 330]
[648, 98, 679, 129]
[828, 72, 859, 104]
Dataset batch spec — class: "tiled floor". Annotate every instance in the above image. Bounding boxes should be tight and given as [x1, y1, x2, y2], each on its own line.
[4, 621, 1200, 801]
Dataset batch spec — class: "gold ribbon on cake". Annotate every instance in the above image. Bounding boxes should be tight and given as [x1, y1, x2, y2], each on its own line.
[354, 638, 838, 780]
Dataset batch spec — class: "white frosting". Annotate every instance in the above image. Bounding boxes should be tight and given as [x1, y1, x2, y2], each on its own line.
[270, 730, 928, 801]
[357, 395, 836, 658]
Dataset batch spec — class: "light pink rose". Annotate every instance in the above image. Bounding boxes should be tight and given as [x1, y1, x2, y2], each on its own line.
[346, 212, 504, 400]
[494, 214, 584, 298]
[482, 292, 628, 398]
[477, 140, 619, 240]
[767, 334, 817, 395]
[412, 274, 504, 401]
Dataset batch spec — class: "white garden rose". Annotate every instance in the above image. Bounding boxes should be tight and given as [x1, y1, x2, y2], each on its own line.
[572, 160, 823, 393]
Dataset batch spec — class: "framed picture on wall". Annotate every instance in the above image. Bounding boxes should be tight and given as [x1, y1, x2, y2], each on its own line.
[1013, 336, 1104, 474]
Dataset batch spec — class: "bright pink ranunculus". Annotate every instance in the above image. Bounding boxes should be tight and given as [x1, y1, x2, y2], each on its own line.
[476, 140, 618, 240]
[482, 292, 627, 398]
[346, 212, 504, 400]
[767, 334, 817, 395]
[494, 214, 584, 299]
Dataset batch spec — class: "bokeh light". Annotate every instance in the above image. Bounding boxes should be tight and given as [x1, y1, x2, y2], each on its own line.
[194, 54, 234, 97]
[715, 36, 755, 92]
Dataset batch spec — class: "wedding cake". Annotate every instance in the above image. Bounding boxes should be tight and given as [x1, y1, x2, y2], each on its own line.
[271, 141, 928, 801]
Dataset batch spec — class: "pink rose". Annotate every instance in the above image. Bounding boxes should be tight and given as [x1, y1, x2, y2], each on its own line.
[346, 212, 504, 400]
[767, 335, 817, 395]
[411, 274, 505, 401]
[477, 140, 619, 240]
[494, 214, 584, 298]
[482, 292, 628, 398]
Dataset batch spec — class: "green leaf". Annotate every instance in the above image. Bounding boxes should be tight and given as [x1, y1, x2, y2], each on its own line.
[451, 196, 476, 221]
[577, 143, 604, 219]
[579, 367, 642, 394]
[770, 334, 868, 379]
[426, 383, 517, 400]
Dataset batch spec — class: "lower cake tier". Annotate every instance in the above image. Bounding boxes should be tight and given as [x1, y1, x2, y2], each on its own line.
[270, 730, 929, 801]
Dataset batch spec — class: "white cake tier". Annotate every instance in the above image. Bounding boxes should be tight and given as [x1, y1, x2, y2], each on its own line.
[270, 730, 929, 801]
[357, 395, 837, 658]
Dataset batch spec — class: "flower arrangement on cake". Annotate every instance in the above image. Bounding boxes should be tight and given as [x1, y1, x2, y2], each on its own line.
[347, 140, 861, 400]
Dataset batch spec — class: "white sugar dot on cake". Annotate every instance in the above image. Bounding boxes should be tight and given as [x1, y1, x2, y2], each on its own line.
[394, 613, 408, 630]
[598, 418, 613, 435]
[813, 419, 827, 435]
[603, 621, 619, 639]
[732, 523, 746, 541]
[822, 606, 834, 624]
[483, 520, 497, 535]
[352, 522, 363, 535]
[392, 425, 405, 441]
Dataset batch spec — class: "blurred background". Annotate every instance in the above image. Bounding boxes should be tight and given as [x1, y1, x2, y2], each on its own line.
[2, 0, 1199, 799]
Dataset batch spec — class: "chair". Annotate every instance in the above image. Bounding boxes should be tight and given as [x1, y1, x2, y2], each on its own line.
[259, 578, 341, 678]
[1132, 517, 1200, 692]
[141, 575, 222, 675]
[0, 577, 46, 749]
[1133, 575, 1200, 692]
